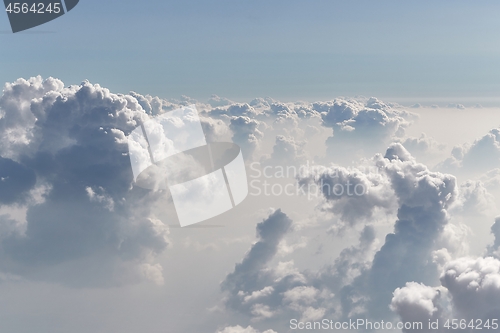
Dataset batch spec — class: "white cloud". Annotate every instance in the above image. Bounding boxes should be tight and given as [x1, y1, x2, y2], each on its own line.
[438, 128, 500, 176]
[441, 256, 500, 321]
[0, 77, 171, 287]
[215, 325, 277, 333]
[390, 282, 444, 333]
[230, 116, 264, 158]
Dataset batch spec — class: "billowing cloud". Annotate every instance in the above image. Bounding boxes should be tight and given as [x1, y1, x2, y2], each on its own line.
[487, 217, 500, 258]
[222, 209, 293, 302]
[358, 144, 457, 317]
[223, 144, 465, 329]
[397, 134, 446, 165]
[230, 116, 264, 158]
[215, 326, 277, 333]
[317, 98, 417, 161]
[390, 282, 445, 332]
[441, 256, 500, 322]
[438, 128, 500, 176]
[0, 76, 170, 286]
[264, 135, 307, 165]
[297, 164, 396, 228]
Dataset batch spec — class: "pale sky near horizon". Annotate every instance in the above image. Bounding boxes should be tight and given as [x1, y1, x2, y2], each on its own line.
[2, 0, 500, 103]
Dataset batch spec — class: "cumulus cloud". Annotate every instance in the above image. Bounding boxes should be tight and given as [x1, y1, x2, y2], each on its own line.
[438, 128, 500, 176]
[264, 135, 307, 165]
[208, 95, 235, 108]
[0, 76, 171, 286]
[359, 144, 457, 316]
[222, 209, 293, 301]
[397, 134, 446, 164]
[223, 144, 465, 328]
[487, 217, 500, 258]
[390, 282, 445, 332]
[0, 156, 36, 204]
[215, 326, 277, 333]
[297, 164, 396, 228]
[317, 97, 417, 161]
[304, 144, 459, 319]
[453, 180, 497, 216]
[441, 256, 500, 321]
[229, 116, 264, 158]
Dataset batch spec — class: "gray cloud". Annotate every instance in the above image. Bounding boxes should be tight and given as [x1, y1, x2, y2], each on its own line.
[297, 164, 396, 228]
[0, 157, 36, 204]
[222, 209, 293, 297]
[390, 282, 445, 333]
[215, 326, 277, 333]
[441, 256, 500, 322]
[229, 116, 264, 158]
[316, 98, 417, 161]
[487, 217, 500, 257]
[0, 77, 170, 287]
[438, 128, 500, 177]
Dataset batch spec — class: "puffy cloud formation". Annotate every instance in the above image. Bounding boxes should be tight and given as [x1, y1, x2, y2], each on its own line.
[223, 144, 466, 329]
[208, 95, 235, 108]
[390, 221, 500, 330]
[390, 282, 444, 332]
[3, 77, 500, 332]
[229, 116, 264, 158]
[265, 135, 307, 165]
[358, 144, 457, 317]
[0, 156, 36, 204]
[487, 217, 500, 258]
[441, 257, 500, 321]
[215, 326, 276, 333]
[0, 77, 170, 286]
[481, 168, 500, 191]
[221, 209, 332, 323]
[221, 209, 294, 313]
[397, 134, 446, 165]
[297, 164, 396, 228]
[439, 128, 500, 176]
[316, 98, 416, 160]
[453, 180, 497, 216]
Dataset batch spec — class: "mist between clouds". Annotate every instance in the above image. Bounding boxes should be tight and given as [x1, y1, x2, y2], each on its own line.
[248, 161, 371, 199]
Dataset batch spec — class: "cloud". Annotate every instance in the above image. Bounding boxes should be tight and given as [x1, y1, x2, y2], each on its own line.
[229, 116, 264, 158]
[223, 144, 463, 328]
[215, 326, 277, 333]
[441, 256, 500, 321]
[487, 217, 500, 258]
[297, 164, 396, 228]
[208, 95, 235, 108]
[316, 97, 417, 161]
[264, 135, 307, 165]
[319, 144, 459, 319]
[438, 128, 500, 176]
[447, 103, 466, 110]
[222, 209, 292, 296]
[453, 180, 497, 216]
[208, 103, 260, 118]
[0, 76, 171, 287]
[390, 282, 445, 333]
[0, 157, 36, 204]
[397, 134, 446, 164]
[366, 144, 456, 308]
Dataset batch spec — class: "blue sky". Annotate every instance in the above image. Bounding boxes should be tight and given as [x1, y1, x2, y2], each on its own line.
[2, 0, 500, 102]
